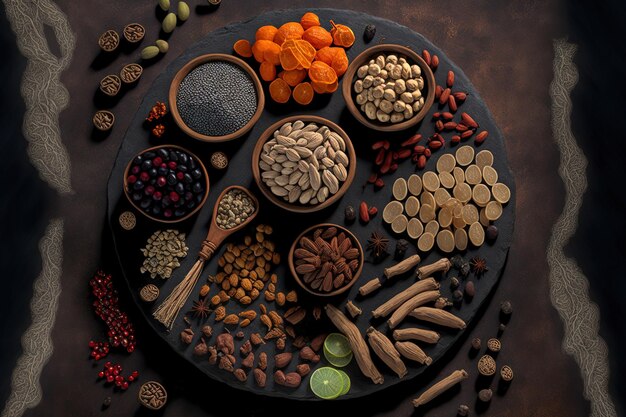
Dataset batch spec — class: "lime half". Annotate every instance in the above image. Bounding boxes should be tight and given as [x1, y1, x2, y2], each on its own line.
[324, 333, 352, 358]
[310, 367, 344, 400]
[337, 369, 351, 396]
[324, 344, 353, 367]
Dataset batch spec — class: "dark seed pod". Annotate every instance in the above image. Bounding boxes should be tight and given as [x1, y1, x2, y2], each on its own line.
[465, 281, 475, 298]
[471, 337, 481, 350]
[344, 205, 356, 223]
[363, 24, 376, 43]
[458, 404, 470, 416]
[103, 397, 112, 408]
[460, 262, 470, 277]
[453, 289, 463, 302]
[500, 300, 513, 315]
[394, 239, 409, 260]
[450, 277, 460, 289]
[486, 225, 499, 241]
[498, 323, 507, 333]
[478, 388, 493, 402]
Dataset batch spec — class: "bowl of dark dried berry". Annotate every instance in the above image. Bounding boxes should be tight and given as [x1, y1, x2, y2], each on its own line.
[123, 145, 210, 223]
[169, 54, 265, 142]
[288, 223, 363, 297]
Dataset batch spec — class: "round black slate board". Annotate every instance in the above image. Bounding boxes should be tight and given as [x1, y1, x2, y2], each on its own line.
[107, 8, 515, 401]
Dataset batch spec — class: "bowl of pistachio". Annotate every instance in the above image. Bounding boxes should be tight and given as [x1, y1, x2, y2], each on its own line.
[251, 115, 356, 213]
[342, 44, 435, 132]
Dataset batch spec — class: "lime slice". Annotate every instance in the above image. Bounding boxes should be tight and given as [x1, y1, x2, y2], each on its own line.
[310, 367, 344, 400]
[324, 333, 352, 358]
[337, 369, 351, 396]
[324, 345, 353, 367]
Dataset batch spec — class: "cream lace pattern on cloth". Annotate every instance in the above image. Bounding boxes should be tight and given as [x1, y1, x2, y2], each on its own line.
[1, 219, 63, 417]
[548, 39, 617, 417]
[2, 0, 75, 194]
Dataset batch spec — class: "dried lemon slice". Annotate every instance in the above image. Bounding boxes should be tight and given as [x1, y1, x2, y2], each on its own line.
[455, 228, 468, 251]
[425, 219, 440, 236]
[465, 164, 482, 185]
[485, 201, 503, 221]
[455, 145, 475, 166]
[468, 222, 485, 246]
[392, 178, 408, 201]
[407, 174, 422, 196]
[419, 204, 436, 223]
[439, 171, 455, 189]
[453, 183, 472, 204]
[434, 188, 451, 207]
[479, 208, 490, 227]
[492, 183, 511, 204]
[462, 204, 479, 225]
[407, 218, 424, 239]
[482, 165, 498, 186]
[405, 196, 420, 217]
[472, 184, 491, 207]
[383, 200, 404, 224]
[453, 167, 465, 184]
[417, 232, 435, 252]
[476, 149, 494, 168]
[391, 214, 409, 234]
[438, 206, 453, 228]
[436, 230, 455, 253]
[422, 171, 440, 192]
[420, 191, 435, 209]
[436, 154, 456, 173]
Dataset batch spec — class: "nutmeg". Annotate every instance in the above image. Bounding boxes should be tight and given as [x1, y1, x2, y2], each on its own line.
[274, 352, 293, 369]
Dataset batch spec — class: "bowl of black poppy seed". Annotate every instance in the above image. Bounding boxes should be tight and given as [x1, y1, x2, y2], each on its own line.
[169, 54, 265, 142]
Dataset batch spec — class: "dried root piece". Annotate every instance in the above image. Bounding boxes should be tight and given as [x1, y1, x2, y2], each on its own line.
[412, 369, 468, 408]
[387, 290, 441, 329]
[416, 258, 451, 279]
[392, 328, 440, 344]
[358, 277, 381, 296]
[394, 341, 432, 365]
[346, 300, 362, 318]
[325, 304, 384, 384]
[366, 327, 407, 378]
[409, 307, 466, 329]
[384, 254, 421, 279]
[372, 278, 439, 318]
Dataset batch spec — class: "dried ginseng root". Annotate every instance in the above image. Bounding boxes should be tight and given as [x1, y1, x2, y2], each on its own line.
[371, 278, 439, 319]
[392, 328, 440, 344]
[387, 290, 441, 329]
[366, 327, 407, 378]
[409, 307, 466, 329]
[412, 369, 469, 408]
[394, 341, 432, 365]
[325, 304, 384, 384]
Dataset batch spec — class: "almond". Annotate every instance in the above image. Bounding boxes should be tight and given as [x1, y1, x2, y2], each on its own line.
[446, 70, 454, 88]
[283, 372, 302, 388]
[223, 314, 239, 325]
[274, 352, 292, 368]
[253, 369, 266, 387]
[296, 364, 311, 377]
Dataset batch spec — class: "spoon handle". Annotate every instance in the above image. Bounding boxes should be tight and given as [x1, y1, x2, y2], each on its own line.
[198, 239, 218, 261]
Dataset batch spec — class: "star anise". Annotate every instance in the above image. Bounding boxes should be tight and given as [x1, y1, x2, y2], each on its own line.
[470, 256, 489, 277]
[190, 298, 211, 319]
[367, 230, 389, 258]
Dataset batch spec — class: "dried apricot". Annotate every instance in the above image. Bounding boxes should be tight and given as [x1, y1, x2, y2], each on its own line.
[282, 69, 307, 87]
[269, 78, 291, 103]
[309, 61, 337, 84]
[311, 81, 328, 94]
[302, 26, 333, 50]
[330, 48, 349, 77]
[295, 40, 316, 65]
[233, 39, 252, 58]
[293, 82, 314, 105]
[325, 79, 338, 93]
[330, 20, 355, 48]
[251, 40, 277, 63]
[255, 25, 278, 42]
[300, 12, 320, 30]
[315, 46, 340, 65]
[259, 61, 276, 82]
[274, 22, 304, 45]
[262, 42, 281, 66]
[279, 47, 300, 71]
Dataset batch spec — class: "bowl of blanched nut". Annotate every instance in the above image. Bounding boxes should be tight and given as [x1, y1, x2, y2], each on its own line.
[342, 44, 435, 132]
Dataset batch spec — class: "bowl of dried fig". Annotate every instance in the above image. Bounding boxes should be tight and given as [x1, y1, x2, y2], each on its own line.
[288, 223, 363, 297]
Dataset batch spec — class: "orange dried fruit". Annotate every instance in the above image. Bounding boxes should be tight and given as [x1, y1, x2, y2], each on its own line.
[302, 26, 333, 50]
[279, 47, 300, 71]
[293, 82, 314, 105]
[262, 42, 281, 66]
[255, 25, 278, 42]
[295, 40, 316, 64]
[330, 48, 349, 77]
[282, 69, 307, 87]
[309, 61, 337, 85]
[269, 78, 291, 103]
[315, 46, 341, 66]
[325, 79, 338, 93]
[274, 22, 304, 45]
[233, 39, 253, 58]
[330, 20, 355, 48]
[300, 12, 320, 30]
[259, 61, 277, 82]
[252, 40, 277, 63]
[311, 81, 326, 94]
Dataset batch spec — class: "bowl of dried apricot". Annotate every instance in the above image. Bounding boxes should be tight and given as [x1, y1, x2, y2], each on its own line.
[342, 44, 436, 132]
[232, 11, 355, 105]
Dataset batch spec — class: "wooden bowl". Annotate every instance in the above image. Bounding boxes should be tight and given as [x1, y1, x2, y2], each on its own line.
[123, 144, 210, 223]
[341, 44, 436, 132]
[288, 223, 364, 297]
[168, 54, 265, 143]
[251, 115, 357, 213]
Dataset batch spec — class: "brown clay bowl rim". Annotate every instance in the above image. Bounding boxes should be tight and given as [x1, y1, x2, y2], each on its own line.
[123, 144, 210, 224]
[251, 115, 357, 213]
[341, 44, 436, 132]
[168, 53, 265, 143]
[288, 223, 364, 297]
